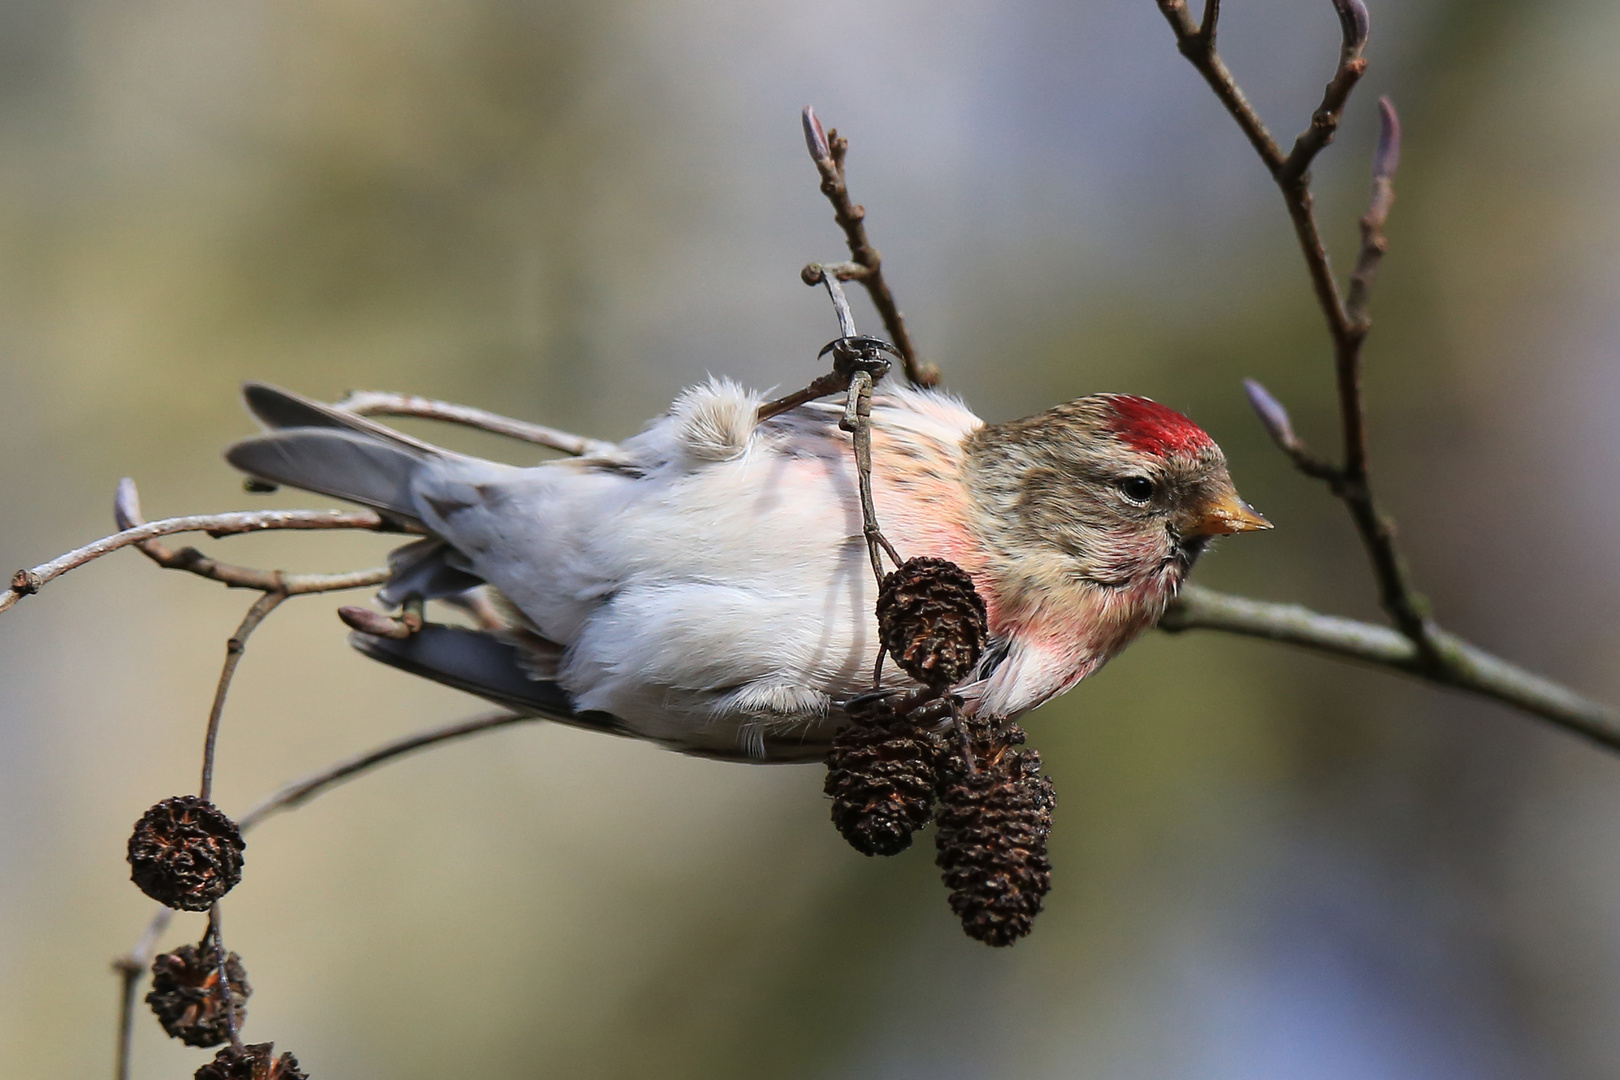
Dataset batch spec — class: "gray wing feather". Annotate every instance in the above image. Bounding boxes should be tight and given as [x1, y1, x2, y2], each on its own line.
[350, 623, 828, 763]
[225, 428, 427, 521]
[242, 382, 444, 453]
[349, 623, 580, 717]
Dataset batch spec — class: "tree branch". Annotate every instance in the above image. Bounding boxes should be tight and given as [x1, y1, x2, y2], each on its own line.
[114, 479, 390, 595]
[237, 710, 535, 830]
[1152, 0, 1620, 749]
[801, 106, 939, 389]
[1162, 586, 1620, 752]
[1155, 0, 1435, 651]
[333, 390, 614, 457]
[1, 499, 414, 616]
[200, 592, 287, 803]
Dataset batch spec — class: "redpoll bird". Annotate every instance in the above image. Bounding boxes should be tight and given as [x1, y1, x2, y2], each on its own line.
[226, 380, 1267, 760]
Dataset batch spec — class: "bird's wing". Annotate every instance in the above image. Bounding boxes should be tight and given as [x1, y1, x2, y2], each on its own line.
[224, 379, 990, 760]
[417, 378, 988, 753]
[350, 623, 831, 762]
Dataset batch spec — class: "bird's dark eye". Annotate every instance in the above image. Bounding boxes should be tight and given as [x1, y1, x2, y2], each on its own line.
[1119, 476, 1156, 503]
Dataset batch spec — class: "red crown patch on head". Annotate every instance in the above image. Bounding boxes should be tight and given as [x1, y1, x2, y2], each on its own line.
[1103, 395, 1215, 457]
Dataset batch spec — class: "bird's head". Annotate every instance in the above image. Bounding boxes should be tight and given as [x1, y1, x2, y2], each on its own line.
[963, 394, 1268, 603]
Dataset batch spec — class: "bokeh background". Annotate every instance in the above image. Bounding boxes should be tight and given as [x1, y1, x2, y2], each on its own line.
[2, 0, 1619, 1076]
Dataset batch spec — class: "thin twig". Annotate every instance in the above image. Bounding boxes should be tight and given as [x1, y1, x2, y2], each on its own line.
[237, 710, 536, 830]
[200, 591, 287, 803]
[1277, 0, 1370, 187]
[334, 390, 614, 457]
[114, 479, 390, 596]
[1161, 586, 1620, 752]
[112, 908, 172, 1080]
[758, 267, 868, 422]
[1154, 1, 1284, 172]
[1, 506, 414, 616]
[206, 906, 243, 1051]
[801, 106, 939, 388]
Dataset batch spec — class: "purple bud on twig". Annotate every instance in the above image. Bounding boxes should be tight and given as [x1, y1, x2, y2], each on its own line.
[1243, 378, 1300, 452]
[1331, 0, 1370, 52]
[1373, 97, 1401, 182]
[802, 106, 831, 163]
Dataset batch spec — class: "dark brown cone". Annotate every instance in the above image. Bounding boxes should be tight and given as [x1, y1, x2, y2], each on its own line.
[146, 940, 250, 1047]
[127, 796, 245, 911]
[824, 695, 942, 857]
[876, 557, 987, 689]
[934, 717, 1055, 947]
[195, 1042, 307, 1080]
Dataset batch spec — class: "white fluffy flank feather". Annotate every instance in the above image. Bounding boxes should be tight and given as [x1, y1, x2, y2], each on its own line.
[667, 376, 764, 462]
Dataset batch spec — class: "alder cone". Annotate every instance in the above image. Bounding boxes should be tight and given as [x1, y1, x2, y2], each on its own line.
[934, 719, 1056, 947]
[127, 795, 245, 911]
[195, 1042, 307, 1080]
[876, 557, 987, 689]
[147, 941, 250, 1047]
[825, 697, 941, 857]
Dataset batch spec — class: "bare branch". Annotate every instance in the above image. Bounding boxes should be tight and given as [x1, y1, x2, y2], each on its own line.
[334, 390, 614, 457]
[0, 501, 413, 617]
[800, 106, 939, 388]
[205, 906, 243, 1051]
[1277, 0, 1370, 186]
[1153, 1, 1285, 173]
[1154, 4, 1620, 743]
[200, 591, 287, 803]
[1155, 4, 1435, 649]
[114, 479, 390, 595]
[113, 908, 173, 1080]
[237, 711, 534, 830]
[1162, 587, 1620, 752]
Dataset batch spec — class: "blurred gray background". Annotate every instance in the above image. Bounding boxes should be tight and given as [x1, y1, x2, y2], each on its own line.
[3, 0, 1619, 1076]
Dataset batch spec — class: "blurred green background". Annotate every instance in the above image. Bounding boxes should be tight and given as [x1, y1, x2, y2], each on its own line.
[4, 0, 1620, 1076]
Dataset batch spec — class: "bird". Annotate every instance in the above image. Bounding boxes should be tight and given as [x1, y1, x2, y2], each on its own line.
[225, 378, 1269, 762]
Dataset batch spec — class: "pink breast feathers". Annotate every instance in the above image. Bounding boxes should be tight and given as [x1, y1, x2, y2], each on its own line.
[1103, 395, 1216, 458]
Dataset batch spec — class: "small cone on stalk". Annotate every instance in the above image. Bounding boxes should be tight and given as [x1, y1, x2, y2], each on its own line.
[127, 795, 245, 911]
[146, 939, 250, 1047]
[825, 694, 945, 856]
[194, 1042, 307, 1080]
[875, 557, 987, 689]
[934, 716, 1056, 946]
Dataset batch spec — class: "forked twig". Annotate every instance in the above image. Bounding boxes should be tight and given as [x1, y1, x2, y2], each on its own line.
[801, 106, 939, 389]
[1, 502, 412, 616]
[114, 479, 391, 596]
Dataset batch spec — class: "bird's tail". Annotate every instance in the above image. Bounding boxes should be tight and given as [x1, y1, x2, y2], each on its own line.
[224, 382, 442, 527]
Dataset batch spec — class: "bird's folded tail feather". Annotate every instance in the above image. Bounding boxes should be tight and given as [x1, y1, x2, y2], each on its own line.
[224, 382, 449, 524]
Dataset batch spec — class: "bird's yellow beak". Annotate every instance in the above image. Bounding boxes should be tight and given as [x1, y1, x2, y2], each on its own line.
[1188, 490, 1272, 536]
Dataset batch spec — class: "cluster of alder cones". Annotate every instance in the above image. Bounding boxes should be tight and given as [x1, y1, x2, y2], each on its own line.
[825, 557, 1057, 946]
[127, 796, 305, 1077]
